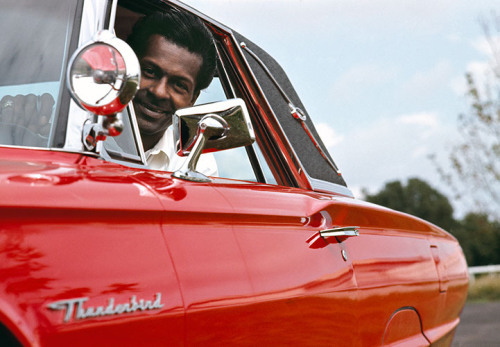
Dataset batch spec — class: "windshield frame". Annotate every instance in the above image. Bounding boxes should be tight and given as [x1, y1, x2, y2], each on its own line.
[50, 0, 86, 148]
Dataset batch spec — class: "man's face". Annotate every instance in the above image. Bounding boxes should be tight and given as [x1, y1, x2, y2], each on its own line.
[133, 35, 202, 137]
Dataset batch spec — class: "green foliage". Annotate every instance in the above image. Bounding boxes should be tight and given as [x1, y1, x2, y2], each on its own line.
[453, 213, 500, 266]
[363, 177, 455, 230]
[364, 178, 500, 266]
[468, 275, 500, 302]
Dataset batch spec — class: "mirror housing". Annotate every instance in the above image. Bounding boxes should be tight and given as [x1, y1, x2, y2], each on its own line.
[67, 30, 140, 116]
[172, 99, 255, 182]
[67, 30, 140, 150]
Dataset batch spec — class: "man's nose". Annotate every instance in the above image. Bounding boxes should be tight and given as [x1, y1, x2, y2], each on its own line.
[149, 77, 171, 100]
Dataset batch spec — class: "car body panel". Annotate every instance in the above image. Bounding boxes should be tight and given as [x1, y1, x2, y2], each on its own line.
[0, 0, 468, 346]
[0, 148, 184, 346]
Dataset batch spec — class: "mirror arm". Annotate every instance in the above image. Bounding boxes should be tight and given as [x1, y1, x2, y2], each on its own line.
[82, 114, 124, 151]
[173, 114, 228, 182]
[172, 132, 210, 182]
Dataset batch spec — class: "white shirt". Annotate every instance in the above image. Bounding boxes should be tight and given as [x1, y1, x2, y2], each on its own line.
[145, 125, 218, 177]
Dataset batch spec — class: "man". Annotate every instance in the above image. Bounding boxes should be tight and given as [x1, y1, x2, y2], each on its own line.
[127, 10, 218, 175]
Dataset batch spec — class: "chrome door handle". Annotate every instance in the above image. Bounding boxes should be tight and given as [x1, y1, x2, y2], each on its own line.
[307, 226, 359, 248]
[320, 226, 359, 239]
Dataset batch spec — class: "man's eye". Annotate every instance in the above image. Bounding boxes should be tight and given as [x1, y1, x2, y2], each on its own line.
[174, 81, 189, 92]
[142, 67, 156, 78]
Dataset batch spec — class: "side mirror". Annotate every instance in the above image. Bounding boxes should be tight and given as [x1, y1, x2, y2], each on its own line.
[172, 98, 255, 182]
[67, 30, 140, 150]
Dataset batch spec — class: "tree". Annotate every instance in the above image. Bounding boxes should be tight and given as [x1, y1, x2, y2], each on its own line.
[363, 178, 455, 231]
[363, 178, 500, 266]
[453, 213, 500, 266]
[431, 12, 500, 220]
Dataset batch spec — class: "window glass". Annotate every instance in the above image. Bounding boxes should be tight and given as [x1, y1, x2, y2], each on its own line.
[195, 78, 261, 181]
[212, 147, 256, 182]
[253, 143, 278, 185]
[0, 0, 78, 148]
[102, 106, 144, 164]
[195, 77, 226, 106]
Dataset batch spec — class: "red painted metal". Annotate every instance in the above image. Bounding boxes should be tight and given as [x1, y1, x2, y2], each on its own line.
[0, 147, 468, 345]
[0, 1, 469, 344]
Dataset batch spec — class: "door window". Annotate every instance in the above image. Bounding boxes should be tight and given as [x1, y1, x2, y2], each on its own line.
[0, 0, 80, 148]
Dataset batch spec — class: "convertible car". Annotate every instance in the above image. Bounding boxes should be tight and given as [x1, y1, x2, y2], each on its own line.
[0, 0, 468, 346]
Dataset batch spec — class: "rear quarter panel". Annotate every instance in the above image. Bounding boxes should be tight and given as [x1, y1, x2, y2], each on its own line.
[321, 197, 468, 345]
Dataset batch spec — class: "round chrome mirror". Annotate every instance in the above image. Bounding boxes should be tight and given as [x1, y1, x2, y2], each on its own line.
[67, 30, 140, 116]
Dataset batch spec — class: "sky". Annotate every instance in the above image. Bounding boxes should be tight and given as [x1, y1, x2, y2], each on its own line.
[184, 0, 497, 217]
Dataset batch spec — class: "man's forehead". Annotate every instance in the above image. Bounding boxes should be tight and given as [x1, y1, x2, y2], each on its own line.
[143, 35, 201, 62]
[141, 35, 202, 81]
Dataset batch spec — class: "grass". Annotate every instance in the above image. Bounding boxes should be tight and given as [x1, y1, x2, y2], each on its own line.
[467, 274, 500, 302]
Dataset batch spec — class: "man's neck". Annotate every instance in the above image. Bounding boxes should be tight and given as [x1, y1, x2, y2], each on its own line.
[141, 132, 164, 152]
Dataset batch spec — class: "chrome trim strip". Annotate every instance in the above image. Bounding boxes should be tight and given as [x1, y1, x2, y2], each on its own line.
[126, 104, 147, 165]
[108, 0, 118, 31]
[0, 144, 94, 155]
[309, 177, 354, 198]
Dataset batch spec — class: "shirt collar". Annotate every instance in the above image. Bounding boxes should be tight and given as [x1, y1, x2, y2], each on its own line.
[145, 126, 174, 158]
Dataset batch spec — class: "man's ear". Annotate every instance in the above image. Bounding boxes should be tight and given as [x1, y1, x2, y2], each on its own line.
[190, 90, 201, 106]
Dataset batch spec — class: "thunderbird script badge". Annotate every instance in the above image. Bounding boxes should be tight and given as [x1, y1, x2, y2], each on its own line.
[48, 293, 164, 323]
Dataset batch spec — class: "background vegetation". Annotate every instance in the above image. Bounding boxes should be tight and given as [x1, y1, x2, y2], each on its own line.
[467, 275, 500, 302]
[363, 177, 500, 267]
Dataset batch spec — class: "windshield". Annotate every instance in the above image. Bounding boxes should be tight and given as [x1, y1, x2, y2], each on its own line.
[0, 0, 79, 148]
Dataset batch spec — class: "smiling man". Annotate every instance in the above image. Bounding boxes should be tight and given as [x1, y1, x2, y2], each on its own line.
[127, 10, 218, 175]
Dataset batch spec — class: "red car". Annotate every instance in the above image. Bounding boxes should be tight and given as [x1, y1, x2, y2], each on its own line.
[0, 0, 468, 346]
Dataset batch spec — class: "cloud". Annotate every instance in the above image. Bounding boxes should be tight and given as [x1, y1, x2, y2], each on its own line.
[316, 122, 344, 147]
[325, 111, 456, 199]
[471, 34, 500, 57]
[450, 59, 492, 97]
[397, 112, 438, 128]
[397, 112, 440, 140]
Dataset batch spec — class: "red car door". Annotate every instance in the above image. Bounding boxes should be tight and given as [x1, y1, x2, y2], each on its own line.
[208, 180, 359, 345]
[143, 174, 358, 345]
[140, 174, 254, 345]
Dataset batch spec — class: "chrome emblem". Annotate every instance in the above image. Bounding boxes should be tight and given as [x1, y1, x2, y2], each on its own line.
[48, 293, 164, 323]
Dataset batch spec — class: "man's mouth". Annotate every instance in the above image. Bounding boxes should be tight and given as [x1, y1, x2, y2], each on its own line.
[135, 100, 171, 118]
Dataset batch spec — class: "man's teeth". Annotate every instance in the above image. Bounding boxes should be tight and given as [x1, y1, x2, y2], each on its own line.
[146, 105, 166, 113]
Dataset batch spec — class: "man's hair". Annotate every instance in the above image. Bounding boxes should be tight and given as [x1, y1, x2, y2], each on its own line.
[127, 9, 217, 92]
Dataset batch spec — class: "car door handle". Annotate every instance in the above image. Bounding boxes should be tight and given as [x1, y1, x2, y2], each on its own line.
[320, 226, 359, 238]
[307, 226, 359, 248]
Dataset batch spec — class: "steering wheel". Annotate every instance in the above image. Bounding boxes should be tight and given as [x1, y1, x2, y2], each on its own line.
[0, 93, 54, 147]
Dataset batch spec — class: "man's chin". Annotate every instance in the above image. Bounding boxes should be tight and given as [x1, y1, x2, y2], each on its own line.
[138, 123, 169, 137]
[136, 112, 171, 134]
